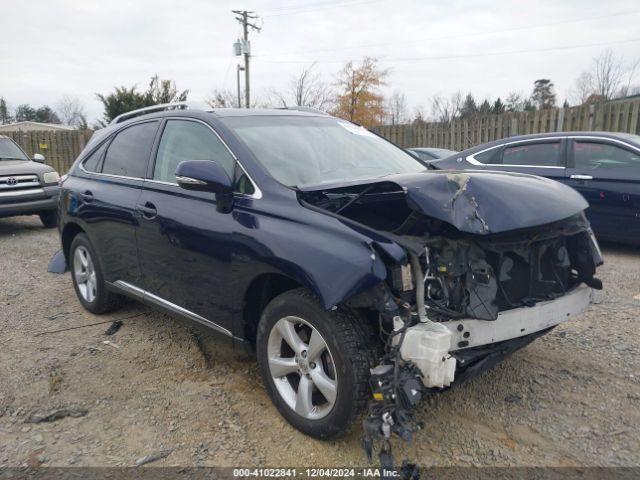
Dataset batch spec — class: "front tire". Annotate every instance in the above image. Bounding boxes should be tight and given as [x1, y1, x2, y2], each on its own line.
[256, 288, 378, 439]
[39, 210, 58, 228]
[69, 233, 122, 314]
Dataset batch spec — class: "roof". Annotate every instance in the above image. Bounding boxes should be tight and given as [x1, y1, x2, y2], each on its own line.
[210, 107, 324, 117]
[456, 131, 640, 154]
[0, 121, 75, 132]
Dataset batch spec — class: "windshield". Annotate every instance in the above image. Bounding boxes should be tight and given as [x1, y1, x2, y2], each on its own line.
[0, 138, 29, 161]
[221, 115, 425, 188]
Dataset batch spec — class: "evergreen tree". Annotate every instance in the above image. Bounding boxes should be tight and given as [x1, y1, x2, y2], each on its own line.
[478, 99, 492, 115]
[97, 75, 189, 126]
[531, 79, 556, 110]
[0, 97, 11, 124]
[459, 93, 477, 118]
[491, 98, 505, 114]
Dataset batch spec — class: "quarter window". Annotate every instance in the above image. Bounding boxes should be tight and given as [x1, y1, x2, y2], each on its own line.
[473, 148, 501, 164]
[82, 141, 108, 172]
[102, 121, 159, 178]
[573, 141, 640, 171]
[502, 142, 561, 167]
[154, 120, 236, 183]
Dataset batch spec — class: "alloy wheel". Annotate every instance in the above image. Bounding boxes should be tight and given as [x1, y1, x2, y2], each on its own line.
[267, 316, 337, 420]
[73, 245, 97, 303]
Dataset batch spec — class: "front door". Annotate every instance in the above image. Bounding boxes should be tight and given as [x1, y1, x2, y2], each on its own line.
[136, 118, 242, 336]
[566, 138, 640, 243]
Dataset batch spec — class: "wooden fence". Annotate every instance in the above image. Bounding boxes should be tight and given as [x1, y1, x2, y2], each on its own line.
[5, 130, 93, 174]
[373, 98, 640, 150]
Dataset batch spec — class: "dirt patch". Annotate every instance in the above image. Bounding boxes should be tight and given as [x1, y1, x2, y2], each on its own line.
[0, 215, 638, 467]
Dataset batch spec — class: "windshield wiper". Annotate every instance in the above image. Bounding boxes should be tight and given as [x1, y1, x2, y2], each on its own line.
[0, 157, 27, 161]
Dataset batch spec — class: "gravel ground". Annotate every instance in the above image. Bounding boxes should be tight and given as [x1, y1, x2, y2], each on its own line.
[0, 215, 638, 468]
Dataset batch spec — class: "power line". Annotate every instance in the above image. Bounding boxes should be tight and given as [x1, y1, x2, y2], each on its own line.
[262, 0, 384, 17]
[256, 10, 640, 57]
[253, 37, 640, 64]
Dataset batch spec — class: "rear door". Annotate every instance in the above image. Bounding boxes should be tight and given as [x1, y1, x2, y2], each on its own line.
[464, 138, 567, 182]
[75, 120, 159, 286]
[566, 137, 640, 243]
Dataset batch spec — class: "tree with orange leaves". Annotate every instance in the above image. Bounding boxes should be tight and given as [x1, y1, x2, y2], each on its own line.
[331, 57, 387, 128]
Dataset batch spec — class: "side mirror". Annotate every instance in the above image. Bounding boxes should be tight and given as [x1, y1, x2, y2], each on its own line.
[175, 160, 233, 195]
[33, 153, 45, 163]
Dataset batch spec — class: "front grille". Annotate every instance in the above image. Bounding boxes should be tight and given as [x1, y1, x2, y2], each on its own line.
[0, 174, 41, 191]
[0, 174, 44, 203]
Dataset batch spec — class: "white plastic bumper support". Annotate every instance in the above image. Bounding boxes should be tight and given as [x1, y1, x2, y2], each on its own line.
[443, 283, 593, 351]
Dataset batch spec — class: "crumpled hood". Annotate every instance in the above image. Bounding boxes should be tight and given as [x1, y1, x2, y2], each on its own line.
[400, 170, 588, 234]
[302, 170, 589, 235]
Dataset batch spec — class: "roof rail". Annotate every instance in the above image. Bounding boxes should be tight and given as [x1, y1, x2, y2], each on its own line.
[277, 106, 329, 116]
[110, 102, 198, 125]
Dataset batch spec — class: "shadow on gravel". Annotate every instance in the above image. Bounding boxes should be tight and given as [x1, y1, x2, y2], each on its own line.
[599, 240, 639, 256]
[0, 216, 46, 235]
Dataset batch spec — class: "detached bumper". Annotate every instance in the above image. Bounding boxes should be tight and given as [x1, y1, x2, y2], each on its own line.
[0, 185, 59, 217]
[444, 283, 593, 351]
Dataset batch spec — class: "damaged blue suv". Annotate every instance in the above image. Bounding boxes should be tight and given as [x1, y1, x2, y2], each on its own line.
[56, 104, 602, 440]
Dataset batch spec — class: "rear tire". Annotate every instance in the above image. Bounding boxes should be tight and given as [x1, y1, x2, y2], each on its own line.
[256, 288, 379, 439]
[70, 233, 122, 314]
[39, 210, 58, 228]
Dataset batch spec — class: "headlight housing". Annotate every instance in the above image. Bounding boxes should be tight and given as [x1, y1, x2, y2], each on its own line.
[43, 171, 60, 185]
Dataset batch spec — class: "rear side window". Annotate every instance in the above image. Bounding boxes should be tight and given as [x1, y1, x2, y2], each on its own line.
[502, 142, 561, 167]
[153, 120, 236, 183]
[82, 142, 108, 172]
[574, 141, 640, 171]
[102, 121, 159, 178]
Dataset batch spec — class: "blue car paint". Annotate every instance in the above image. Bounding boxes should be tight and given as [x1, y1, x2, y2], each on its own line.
[57, 110, 594, 347]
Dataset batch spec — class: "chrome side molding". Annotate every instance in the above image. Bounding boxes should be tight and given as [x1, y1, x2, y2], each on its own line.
[112, 280, 233, 337]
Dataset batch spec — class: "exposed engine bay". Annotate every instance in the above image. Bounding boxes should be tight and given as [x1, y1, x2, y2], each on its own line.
[299, 172, 603, 467]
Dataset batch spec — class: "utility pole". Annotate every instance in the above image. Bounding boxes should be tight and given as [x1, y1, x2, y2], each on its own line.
[236, 64, 244, 108]
[232, 10, 260, 108]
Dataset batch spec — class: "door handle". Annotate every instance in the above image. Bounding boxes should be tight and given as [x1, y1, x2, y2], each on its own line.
[79, 191, 93, 203]
[136, 202, 157, 219]
[570, 174, 593, 180]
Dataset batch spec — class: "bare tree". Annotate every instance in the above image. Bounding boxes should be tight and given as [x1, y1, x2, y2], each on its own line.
[205, 89, 238, 108]
[386, 91, 408, 125]
[56, 95, 86, 128]
[412, 104, 427, 124]
[430, 91, 462, 122]
[592, 50, 625, 100]
[570, 72, 595, 105]
[618, 58, 640, 98]
[272, 63, 334, 111]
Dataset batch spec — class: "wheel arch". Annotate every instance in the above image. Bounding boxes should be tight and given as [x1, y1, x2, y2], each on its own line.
[241, 272, 304, 345]
[61, 222, 85, 264]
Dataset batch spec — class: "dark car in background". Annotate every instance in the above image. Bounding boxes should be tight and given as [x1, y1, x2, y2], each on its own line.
[55, 104, 601, 439]
[407, 147, 458, 163]
[0, 135, 60, 227]
[432, 132, 640, 244]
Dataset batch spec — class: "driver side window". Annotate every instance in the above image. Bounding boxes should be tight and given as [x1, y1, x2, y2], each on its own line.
[154, 120, 236, 184]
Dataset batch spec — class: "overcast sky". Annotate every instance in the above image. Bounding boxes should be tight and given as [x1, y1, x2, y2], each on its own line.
[1, 0, 639, 124]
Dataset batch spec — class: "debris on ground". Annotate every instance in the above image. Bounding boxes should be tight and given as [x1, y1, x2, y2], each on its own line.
[104, 320, 123, 336]
[25, 407, 88, 424]
[135, 449, 174, 466]
[102, 340, 120, 349]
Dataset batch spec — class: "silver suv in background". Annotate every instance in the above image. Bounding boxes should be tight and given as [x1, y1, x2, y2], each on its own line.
[0, 135, 61, 227]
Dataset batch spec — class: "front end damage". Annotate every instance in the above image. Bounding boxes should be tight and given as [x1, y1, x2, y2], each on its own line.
[299, 170, 603, 465]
